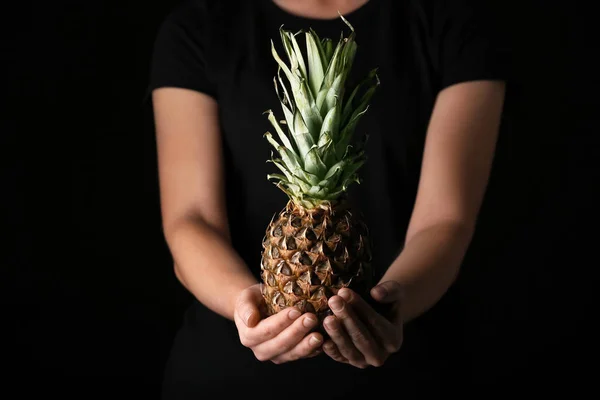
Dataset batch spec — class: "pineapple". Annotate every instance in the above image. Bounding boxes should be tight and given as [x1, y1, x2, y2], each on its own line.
[260, 16, 380, 326]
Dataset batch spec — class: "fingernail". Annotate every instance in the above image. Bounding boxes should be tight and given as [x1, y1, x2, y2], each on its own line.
[338, 288, 351, 301]
[303, 315, 317, 327]
[244, 311, 255, 326]
[288, 308, 301, 320]
[373, 286, 388, 300]
[309, 335, 322, 345]
[324, 316, 336, 329]
[329, 297, 344, 312]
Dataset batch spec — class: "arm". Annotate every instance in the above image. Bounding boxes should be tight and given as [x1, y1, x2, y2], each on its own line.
[153, 88, 324, 362]
[321, 79, 506, 368]
[380, 79, 506, 322]
[152, 87, 257, 321]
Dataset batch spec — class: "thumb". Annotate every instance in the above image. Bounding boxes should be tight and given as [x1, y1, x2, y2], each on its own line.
[370, 281, 403, 304]
[236, 286, 262, 327]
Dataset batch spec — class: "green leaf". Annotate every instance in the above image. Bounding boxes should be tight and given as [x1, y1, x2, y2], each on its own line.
[277, 182, 302, 199]
[276, 67, 294, 113]
[289, 31, 307, 81]
[341, 40, 357, 77]
[279, 28, 301, 76]
[320, 38, 344, 93]
[338, 11, 356, 33]
[267, 173, 303, 196]
[320, 161, 345, 189]
[271, 40, 300, 91]
[281, 103, 295, 135]
[268, 158, 312, 192]
[266, 110, 296, 154]
[274, 73, 295, 131]
[317, 129, 332, 149]
[319, 103, 340, 143]
[342, 69, 379, 127]
[267, 158, 294, 181]
[265, 134, 321, 186]
[316, 131, 336, 166]
[335, 105, 370, 159]
[323, 38, 334, 63]
[304, 145, 327, 177]
[336, 77, 378, 158]
[305, 31, 325, 98]
[309, 29, 328, 68]
[324, 74, 344, 115]
[275, 31, 322, 137]
[264, 132, 308, 181]
[338, 158, 365, 190]
[308, 185, 329, 197]
[323, 159, 346, 180]
[292, 109, 315, 157]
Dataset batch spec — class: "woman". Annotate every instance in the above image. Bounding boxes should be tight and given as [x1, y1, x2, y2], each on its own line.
[149, 0, 510, 397]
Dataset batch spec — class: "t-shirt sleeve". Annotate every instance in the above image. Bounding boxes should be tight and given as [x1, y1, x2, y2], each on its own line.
[147, 1, 217, 98]
[435, 0, 512, 90]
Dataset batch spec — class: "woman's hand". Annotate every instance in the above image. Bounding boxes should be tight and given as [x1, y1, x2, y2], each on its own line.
[233, 284, 324, 364]
[322, 281, 404, 368]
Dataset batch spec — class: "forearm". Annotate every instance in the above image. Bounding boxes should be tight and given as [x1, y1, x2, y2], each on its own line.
[380, 222, 474, 323]
[165, 217, 258, 321]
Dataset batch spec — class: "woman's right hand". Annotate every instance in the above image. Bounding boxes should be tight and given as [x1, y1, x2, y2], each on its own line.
[233, 284, 324, 364]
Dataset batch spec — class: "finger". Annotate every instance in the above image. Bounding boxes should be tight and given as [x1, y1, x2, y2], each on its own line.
[370, 281, 403, 304]
[328, 296, 387, 367]
[338, 288, 402, 353]
[322, 340, 348, 364]
[323, 315, 365, 367]
[241, 307, 302, 348]
[252, 313, 318, 361]
[271, 332, 323, 364]
[306, 348, 323, 358]
[234, 286, 264, 328]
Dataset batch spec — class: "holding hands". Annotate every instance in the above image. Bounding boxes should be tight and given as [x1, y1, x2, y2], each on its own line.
[322, 281, 404, 368]
[234, 281, 404, 369]
[233, 284, 323, 364]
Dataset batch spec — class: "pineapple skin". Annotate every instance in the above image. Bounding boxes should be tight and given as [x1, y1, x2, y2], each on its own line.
[260, 199, 373, 328]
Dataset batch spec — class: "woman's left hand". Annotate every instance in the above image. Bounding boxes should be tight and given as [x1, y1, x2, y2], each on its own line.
[322, 281, 404, 368]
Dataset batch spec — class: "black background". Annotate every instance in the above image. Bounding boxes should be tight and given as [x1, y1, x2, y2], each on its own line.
[5, 0, 598, 398]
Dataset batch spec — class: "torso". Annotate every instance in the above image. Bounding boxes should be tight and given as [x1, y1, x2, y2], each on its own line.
[201, 0, 439, 281]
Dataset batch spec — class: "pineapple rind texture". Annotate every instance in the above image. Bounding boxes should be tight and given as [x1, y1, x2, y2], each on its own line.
[261, 201, 373, 323]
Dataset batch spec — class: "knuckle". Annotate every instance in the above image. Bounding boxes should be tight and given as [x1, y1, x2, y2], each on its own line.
[385, 343, 399, 353]
[254, 352, 269, 362]
[323, 344, 337, 356]
[347, 351, 364, 364]
[342, 290, 354, 303]
[393, 334, 404, 351]
[388, 338, 403, 353]
[239, 336, 251, 348]
[349, 329, 368, 344]
[273, 335, 296, 354]
[261, 326, 274, 338]
[367, 317, 378, 328]
[368, 356, 386, 367]
[323, 348, 335, 358]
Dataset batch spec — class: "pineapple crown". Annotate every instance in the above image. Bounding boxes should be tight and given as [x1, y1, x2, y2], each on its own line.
[264, 15, 379, 209]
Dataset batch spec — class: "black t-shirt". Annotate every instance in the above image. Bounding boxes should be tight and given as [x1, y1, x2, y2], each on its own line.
[148, 0, 510, 396]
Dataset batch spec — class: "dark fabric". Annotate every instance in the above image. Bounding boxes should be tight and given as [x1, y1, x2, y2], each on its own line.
[148, 0, 511, 397]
